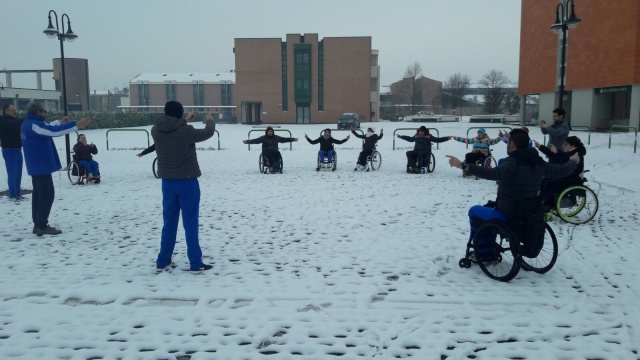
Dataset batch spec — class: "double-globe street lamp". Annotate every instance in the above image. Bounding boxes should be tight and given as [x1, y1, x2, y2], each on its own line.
[550, 0, 581, 127]
[43, 10, 77, 167]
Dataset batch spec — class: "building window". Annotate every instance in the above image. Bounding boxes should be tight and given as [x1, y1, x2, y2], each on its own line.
[296, 104, 310, 124]
[318, 40, 324, 111]
[281, 42, 288, 111]
[294, 43, 312, 104]
[193, 83, 204, 106]
[165, 83, 176, 101]
[221, 82, 232, 117]
[138, 83, 149, 109]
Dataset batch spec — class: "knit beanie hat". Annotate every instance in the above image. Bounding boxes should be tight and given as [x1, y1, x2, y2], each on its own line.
[478, 128, 487, 135]
[418, 126, 429, 135]
[164, 101, 184, 119]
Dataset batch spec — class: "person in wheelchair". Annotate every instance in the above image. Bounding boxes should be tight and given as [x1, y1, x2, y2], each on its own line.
[304, 129, 350, 171]
[396, 126, 449, 173]
[450, 128, 501, 176]
[242, 126, 298, 173]
[534, 136, 586, 206]
[73, 134, 101, 183]
[446, 129, 580, 261]
[351, 126, 383, 171]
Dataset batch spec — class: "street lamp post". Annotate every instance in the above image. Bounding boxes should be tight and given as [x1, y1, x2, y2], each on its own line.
[550, 0, 581, 127]
[107, 90, 111, 113]
[43, 10, 78, 167]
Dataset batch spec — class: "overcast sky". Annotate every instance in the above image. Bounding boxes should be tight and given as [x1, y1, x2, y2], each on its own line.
[3, 0, 522, 92]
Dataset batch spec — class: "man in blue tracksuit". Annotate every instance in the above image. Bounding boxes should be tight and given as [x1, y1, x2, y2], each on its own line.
[0, 104, 24, 201]
[152, 101, 215, 273]
[21, 101, 90, 236]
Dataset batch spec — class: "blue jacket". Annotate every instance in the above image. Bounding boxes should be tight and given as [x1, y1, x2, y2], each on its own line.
[21, 113, 78, 176]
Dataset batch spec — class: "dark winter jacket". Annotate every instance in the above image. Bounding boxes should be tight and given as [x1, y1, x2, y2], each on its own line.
[538, 144, 585, 181]
[306, 135, 348, 151]
[399, 134, 449, 152]
[466, 147, 577, 221]
[541, 120, 570, 149]
[352, 130, 382, 151]
[139, 144, 156, 157]
[0, 114, 23, 148]
[151, 115, 215, 179]
[21, 113, 78, 176]
[246, 134, 296, 153]
[73, 142, 98, 161]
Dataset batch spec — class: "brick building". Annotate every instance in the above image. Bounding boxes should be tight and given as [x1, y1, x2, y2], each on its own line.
[389, 76, 442, 116]
[234, 34, 380, 124]
[519, 0, 640, 129]
[129, 72, 236, 120]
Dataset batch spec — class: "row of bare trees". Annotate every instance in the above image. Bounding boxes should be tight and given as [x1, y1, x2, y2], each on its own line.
[390, 61, 520, 116]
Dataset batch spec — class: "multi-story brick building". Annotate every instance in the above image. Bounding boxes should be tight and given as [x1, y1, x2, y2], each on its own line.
[520, 0, 640, 130]
[129, 72, 236, 120]
[233, 34, 380, 124]
[390, 76, 443, 116]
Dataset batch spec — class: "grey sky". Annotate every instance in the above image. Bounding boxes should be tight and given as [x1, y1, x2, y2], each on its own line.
[3, 0, 522, 92]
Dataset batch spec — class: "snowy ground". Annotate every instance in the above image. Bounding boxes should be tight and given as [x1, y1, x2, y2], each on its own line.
[1, 119, 639, 360]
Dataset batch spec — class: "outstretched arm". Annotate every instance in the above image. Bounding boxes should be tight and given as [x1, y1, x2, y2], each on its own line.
[138, 144, 156, 157]
[396, 135, 414, 142]
[189, 115, 216, 143]
[351, 130, 365, 139]
[430, 136, 450, 143]
[333, 135, 350, 144]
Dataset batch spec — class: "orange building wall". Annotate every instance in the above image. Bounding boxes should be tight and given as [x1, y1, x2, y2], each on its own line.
[519, 0, 640, 95]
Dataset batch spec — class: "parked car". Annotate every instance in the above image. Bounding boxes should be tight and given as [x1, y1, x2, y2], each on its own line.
[337, 113, 361, 129]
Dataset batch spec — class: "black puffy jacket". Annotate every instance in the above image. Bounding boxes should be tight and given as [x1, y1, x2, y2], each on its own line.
[467, 147, 577, 220]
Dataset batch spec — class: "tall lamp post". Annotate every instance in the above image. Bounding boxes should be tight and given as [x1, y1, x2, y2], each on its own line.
[43, 10, 77, 167]
[107, 90, 111, 113]
[550, 0, 581, 127]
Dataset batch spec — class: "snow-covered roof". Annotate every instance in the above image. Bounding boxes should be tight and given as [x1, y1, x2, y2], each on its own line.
[130, 72, 235, 84]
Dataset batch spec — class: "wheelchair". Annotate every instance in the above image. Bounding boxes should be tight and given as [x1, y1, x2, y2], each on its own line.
[152, 157, 159, 178]
[545, 171, 599, 225]
[462, 149, 497, 179]
[458, 215, 558, 282]
[364, 149, 382, 172]
[259, 152, 283, 174]
[418, 152, 436, 174]
[67, 154, 100, 185]
[316, 151, 337, 172]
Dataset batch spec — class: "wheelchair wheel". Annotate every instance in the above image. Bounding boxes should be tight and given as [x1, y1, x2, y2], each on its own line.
[556, 185, 598, 225]
[426, 152, 435, 173]
[259, 153, 267, 174]
[519, 223, 558, 274]
[67, 161, 84, 185]
[152, 157, 159, 178]
[332, 152, 337, 172]
[368, 150, 381, 171]
[474, 221, 521, 282]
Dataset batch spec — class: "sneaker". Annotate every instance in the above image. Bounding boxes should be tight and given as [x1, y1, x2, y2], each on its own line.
[316, 166, 320, 172]
[155, 263, 177, 273]
[468, 250, 498, 264]
[36, 225, 62, 237]
[190, 264, 213, 272]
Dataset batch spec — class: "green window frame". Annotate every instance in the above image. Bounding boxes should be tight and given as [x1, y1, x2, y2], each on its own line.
[281, 42, 288, 111]
[318, 41, 324, 111]
[294, 43, 311, 104]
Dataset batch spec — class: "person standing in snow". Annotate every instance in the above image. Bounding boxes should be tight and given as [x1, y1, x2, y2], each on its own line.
[152, 101, 215, 273]
[21, 101, 90, 236]
[0, 104, 24, 201]
[539, 107, 570, 150]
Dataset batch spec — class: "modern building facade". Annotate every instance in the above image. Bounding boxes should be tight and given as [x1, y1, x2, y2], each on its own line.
[53, 58, 90, 112]
[519, 0, 640, 130]
[234, 34, 379, 124]
[128, 72, 236, 120]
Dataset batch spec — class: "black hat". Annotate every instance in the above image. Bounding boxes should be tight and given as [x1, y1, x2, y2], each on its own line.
[418, 126, 429, 135]
[164, 101, 184, 119]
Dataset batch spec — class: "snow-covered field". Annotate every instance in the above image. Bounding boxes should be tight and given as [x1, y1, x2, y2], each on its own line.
[1, 118, 639, 359]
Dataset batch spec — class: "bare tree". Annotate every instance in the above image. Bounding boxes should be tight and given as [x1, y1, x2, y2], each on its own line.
[396, 61, 423, 115]
[444, 73, 471, 112]
[503, 93, 521, 115]
[478, 69, 511, 114]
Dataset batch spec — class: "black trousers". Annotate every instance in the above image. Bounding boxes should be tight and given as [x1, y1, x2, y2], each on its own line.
[465, 152, 487, 164]
[357, 149, 374, 165]
[32, 174, 55, 229]
[406, 150, 430, 168]
[263, 151, 281, 170]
